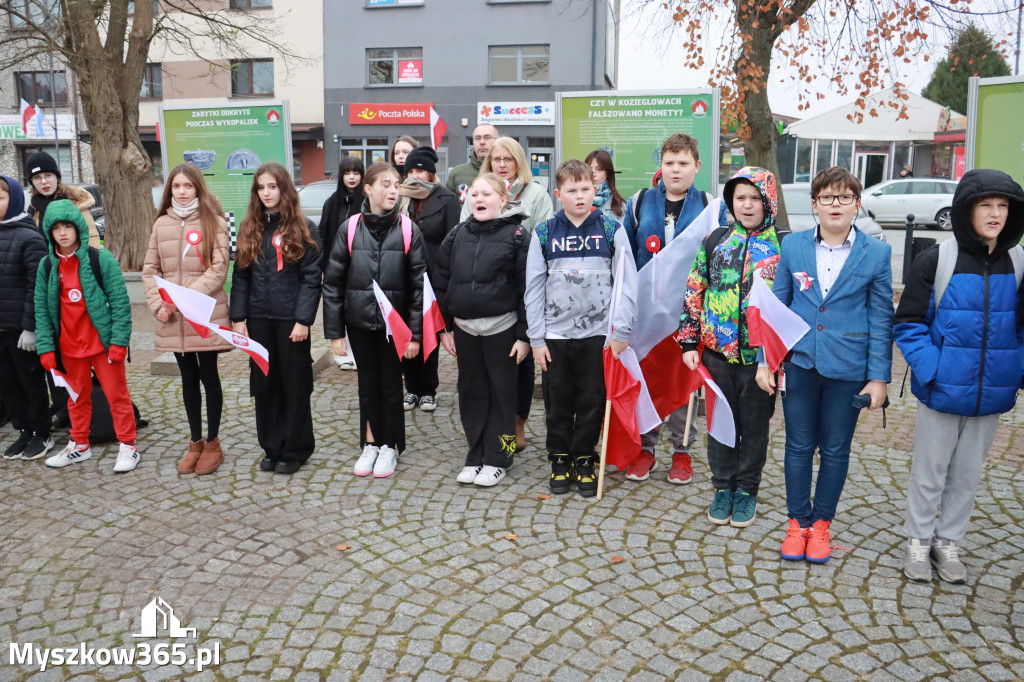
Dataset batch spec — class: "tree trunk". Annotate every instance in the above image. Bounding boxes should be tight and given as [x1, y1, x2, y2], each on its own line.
[63, 0, 155, 271]
[734, 21, 789, 230]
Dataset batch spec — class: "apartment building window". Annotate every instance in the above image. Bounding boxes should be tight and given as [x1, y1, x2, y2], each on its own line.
[140, 63, 163, 99]
[231, 59, 274, 96]
[367, 48, 423, 86]
[8, 0, 59, 29]
[231, 0, 272, 8]
[16, 71, 69, 105]
[488, 45, 549, 85]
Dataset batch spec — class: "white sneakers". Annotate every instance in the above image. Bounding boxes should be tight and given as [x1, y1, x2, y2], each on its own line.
[457, 466, 481, 483]
[473, 466, 505, 487]
[354, 444, 398, 478]
[456, 464, 506, 486]
[354, 445, 379, 476]
[113, 443, 140, 473]
[373, 445, 398, 478]
[333, 353, 357, 370]
[44, 441, 139, 472]
[46, 441, 92, 468]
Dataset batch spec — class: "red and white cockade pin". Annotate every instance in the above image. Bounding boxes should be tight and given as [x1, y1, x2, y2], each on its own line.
[273, 233, 284, 271]
[183, 229, 204, 266]
[793, 272, 814, 291]
[646, 235, 662, 254]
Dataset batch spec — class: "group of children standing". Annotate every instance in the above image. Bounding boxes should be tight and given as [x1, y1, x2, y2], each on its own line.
[2, 138, 1021, 585]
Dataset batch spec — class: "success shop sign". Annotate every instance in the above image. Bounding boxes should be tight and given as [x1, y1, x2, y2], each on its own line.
[349, 102, 433, 125]
[478, 102, 555, 126]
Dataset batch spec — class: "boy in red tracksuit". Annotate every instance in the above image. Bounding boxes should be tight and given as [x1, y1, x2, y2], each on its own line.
[34, 200, 139, 472]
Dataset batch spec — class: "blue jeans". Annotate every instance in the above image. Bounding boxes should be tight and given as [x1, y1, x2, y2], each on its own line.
[782, 364, 863, 527]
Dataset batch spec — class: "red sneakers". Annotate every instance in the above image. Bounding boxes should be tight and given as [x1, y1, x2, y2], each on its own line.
[667, 451, 693, 484]
[624, 451, 657, 481]
[805, 519, 834, 563]
[780, 519, 810, 561]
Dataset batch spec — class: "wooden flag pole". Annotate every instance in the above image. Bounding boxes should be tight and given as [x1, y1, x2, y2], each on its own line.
[682, 391, 696, 449]
[596, 399, 612, 500]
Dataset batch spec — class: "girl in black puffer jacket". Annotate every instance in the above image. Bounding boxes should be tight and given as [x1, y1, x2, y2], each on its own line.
[230, 162, 321, 475]
[434, 174, 531, 488]
[323, 163, 428, 478]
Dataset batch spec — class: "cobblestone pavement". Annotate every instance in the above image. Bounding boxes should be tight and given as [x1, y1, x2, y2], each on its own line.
[2, 322, 1024, 681]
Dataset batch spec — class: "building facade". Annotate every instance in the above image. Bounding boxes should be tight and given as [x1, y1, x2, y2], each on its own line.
[323, 0, 619, 190]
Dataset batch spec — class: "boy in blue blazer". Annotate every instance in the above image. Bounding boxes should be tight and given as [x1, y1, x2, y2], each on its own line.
[756, 167, 893, 563]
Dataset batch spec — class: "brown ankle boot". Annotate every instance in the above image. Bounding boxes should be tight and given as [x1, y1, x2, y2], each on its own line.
[195, 437, 224, 475]
[178, 439, 203, 474]
[515, 416, 526, 451]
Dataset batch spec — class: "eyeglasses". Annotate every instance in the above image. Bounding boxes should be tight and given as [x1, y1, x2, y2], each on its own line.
[491, 156, 515, 166]
[473, 135, 496, 142]
[815, 193, 857, 205]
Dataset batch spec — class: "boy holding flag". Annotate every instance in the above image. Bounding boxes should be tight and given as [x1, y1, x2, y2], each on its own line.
[757, 167, 893, 563]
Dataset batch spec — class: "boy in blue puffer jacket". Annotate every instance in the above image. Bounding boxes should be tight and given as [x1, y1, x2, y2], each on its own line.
[894, 168, 1024, 584]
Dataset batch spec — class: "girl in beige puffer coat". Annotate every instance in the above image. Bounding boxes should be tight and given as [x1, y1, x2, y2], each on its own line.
[142, 163, 232, 475]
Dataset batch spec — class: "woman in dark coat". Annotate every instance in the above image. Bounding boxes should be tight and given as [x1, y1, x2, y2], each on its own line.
[398, 146, 460, 412]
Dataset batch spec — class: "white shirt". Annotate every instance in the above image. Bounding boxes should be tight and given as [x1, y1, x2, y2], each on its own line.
[814, 226, 857, 298]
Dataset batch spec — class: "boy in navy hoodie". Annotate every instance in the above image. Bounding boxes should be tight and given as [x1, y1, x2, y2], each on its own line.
[525, 159, 638, 497]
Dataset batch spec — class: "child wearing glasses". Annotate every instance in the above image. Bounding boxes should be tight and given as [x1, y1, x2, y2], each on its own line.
[756, 167, 893, 563]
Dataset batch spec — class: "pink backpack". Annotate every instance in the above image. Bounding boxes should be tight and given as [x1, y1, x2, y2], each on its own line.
[346, 214, 412, 254]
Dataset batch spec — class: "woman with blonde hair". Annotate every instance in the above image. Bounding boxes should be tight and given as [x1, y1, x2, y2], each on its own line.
[459, 136, 552, 451]
[143, 162, 233, 475]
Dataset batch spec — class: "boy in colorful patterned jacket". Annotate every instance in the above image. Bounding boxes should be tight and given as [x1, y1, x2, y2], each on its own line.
[678, 167, 781, 528]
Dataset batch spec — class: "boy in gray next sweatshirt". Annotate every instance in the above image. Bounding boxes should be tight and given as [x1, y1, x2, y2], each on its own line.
[525, 160, 638, 498]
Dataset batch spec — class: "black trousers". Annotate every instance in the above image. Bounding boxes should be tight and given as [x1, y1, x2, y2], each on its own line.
[455, 326, 518, 468]
[174, 351, 223, 442]
[702, 349, 776, 495]
[347, 327, 405, 453]
[402, 343, 439, 397]
[541, 336, 606, 461]
[247, 318, 315, 465]
[516, 355, 535, 419]
[0, 330, 50, 434]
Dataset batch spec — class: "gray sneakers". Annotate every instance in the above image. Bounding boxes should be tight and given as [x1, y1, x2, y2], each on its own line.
[903, 537, 969, 584]
[903, 538, 932, 582]
[930, 537, 968, 584]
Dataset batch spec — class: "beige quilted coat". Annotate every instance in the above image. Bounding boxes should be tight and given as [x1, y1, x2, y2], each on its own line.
[142, 208, 233, 352]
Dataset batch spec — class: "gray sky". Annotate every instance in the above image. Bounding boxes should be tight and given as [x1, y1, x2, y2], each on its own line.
[616, 0, 1020, 119]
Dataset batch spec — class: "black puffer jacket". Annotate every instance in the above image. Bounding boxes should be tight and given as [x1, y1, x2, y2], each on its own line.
[320, 186, 363, 272]
[434, 205, 530, 341]
[408, 184, 460, 278]
[323, 202, 428, 340]
[230, 213, 322, 326]
[0, 213, 47, 332]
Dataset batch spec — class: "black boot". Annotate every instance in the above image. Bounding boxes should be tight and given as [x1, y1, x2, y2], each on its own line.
[575, 456, 597, 498]
[549, 454, 574, 495]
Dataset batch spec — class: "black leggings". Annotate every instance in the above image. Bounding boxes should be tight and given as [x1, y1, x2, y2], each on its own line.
[174, 351, 223, 442]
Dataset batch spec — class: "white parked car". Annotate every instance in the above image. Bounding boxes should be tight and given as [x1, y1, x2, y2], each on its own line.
[862, 178, 958, 230]
[296, 180, 336, 227]
[781, 184, 885, 242]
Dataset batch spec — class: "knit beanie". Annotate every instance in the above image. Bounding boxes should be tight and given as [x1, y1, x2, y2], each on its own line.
[404, 146, 438, 175]
[25, 152, 61, 181]
[1, 175, 26, 219]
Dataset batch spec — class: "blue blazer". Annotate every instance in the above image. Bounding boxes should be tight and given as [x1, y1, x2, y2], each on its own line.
[773, 228, 894, 382]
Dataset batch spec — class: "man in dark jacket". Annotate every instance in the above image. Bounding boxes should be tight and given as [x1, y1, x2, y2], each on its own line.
[445, 124, 498, 205]
[895, 168, 1024, 584]
[0, 175, 53, 461]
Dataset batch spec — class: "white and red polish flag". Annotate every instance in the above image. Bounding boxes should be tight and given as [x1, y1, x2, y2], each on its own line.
[430, 106, 447, 151]
[20, 99, 37, 135]
[422, 272, 445, 361]
[153, 276, 213, 338]
[696, 364, 736, 447]
[50, 369, 80, 403]
[206, 324, 270, 376]
[372, 280, 412, 359]
[747, 272, 810, 373]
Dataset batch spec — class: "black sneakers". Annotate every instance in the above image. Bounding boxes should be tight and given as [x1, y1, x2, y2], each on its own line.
[549, 455, 574, 494]
[20, 432, 55, 461]
[575, 457, 597, 498]
[3, 430, 32, 460]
